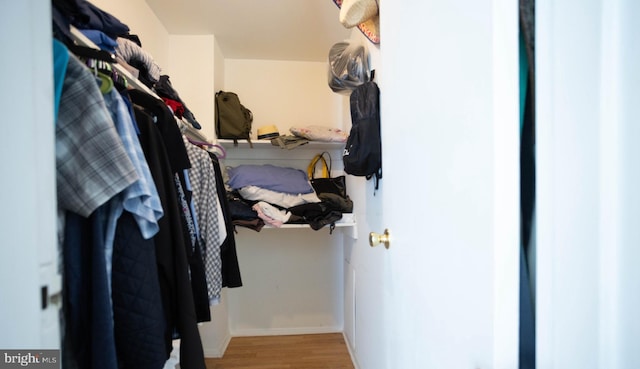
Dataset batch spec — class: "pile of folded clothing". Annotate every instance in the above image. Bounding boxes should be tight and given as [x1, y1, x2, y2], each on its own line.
[225, 164, 343, 230]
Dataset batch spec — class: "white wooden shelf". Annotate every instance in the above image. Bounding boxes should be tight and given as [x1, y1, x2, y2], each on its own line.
[218, 139, 345, 151]
[219, 139, 356, 238]
[219, 139, 345, 164]
[273, 213, 355, 228]
[247, 213, 357, 238]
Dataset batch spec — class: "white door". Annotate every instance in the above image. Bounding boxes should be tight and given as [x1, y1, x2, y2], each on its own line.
[365, 0, 520, 367]
[0, 1, 60, 349]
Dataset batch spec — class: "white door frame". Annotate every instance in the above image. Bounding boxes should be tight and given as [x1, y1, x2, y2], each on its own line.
[0, 1, 59, 348]
[537, 0, 640, 367]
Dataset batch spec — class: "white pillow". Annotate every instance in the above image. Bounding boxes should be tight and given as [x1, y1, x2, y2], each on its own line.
[290, 125, 348, 142]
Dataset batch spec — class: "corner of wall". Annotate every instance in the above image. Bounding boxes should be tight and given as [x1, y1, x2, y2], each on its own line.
[199, 290, 232, 358]
[89, 0, 170, 67]
[213, 36, 226, 93]
[164, 34, 217, 141]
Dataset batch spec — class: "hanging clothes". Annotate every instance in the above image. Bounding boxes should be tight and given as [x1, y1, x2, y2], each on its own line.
[155, 75, 202, 129]
[209, 153, 243, 288]
[184, 137, 225, 304]
[56, 55, 137, 222]
[52, 39, 69, 123]
[57, 54, 136, 369]
[56, 52, 209, 369]
[101, 87, 167, 369]
[52, 4, 220, 368]
[174, 168, 212, 322]
[130, 92, 207, 369]
[52, 0, 131, 39]
[116, 37, 161, 88]
[101, 87, 163, 290]
[111, 212, 167, 369]
[63, 210, 117, 369]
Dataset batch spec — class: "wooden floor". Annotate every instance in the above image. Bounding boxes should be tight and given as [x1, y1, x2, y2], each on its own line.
[205, 333, 355, 369]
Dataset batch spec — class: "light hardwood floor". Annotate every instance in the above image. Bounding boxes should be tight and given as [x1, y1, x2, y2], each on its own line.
[205, 333, 355, 369]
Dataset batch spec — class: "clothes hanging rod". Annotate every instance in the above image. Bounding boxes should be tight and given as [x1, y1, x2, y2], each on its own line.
[69, 26, 215, 146]
[69, 26, 161, 100]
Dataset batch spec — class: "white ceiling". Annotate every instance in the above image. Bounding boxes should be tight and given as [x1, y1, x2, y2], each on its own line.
[144, 0, 352, 62]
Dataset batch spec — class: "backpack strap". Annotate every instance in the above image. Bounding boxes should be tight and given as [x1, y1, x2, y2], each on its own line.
[231, 137, 253, 148]
[366, 167, 382, 191]
[233, 138, 253, 149]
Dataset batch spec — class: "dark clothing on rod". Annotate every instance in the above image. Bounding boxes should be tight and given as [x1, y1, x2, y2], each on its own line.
[62, 208, 118, 369]
[154, 75, 202, 130]
[174, 171, 211, 322]
[134, 107, 206, 369]
[129, 89, 211, 322]
[210, 153, 243, 288]
[129, 90, 190, 172]
[112, 212, 167, 369]
[52, 0, 130, 39]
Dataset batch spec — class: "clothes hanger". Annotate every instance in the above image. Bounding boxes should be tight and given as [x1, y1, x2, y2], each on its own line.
[209, 145, 227, 160]
[111, 69, 129, 92]
[186, 137, 227, 159]
[97, 71, 114, 94]
[70, 26, 160, 100]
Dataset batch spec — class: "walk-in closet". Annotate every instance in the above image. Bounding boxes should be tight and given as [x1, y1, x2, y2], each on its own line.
[4, 1, 640, 369]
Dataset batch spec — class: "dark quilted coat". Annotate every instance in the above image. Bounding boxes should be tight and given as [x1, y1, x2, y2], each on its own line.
[112, 212, 167, 369]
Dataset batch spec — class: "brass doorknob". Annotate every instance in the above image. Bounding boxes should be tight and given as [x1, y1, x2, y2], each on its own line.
[369, 229, 390, 249]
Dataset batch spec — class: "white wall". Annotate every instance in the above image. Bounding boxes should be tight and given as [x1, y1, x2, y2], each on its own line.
[220, 58, 351, 336]
[213, 39, 226, 101]
[227, 228, 344, 336]
[90, 0, 170, 68]
[167, 35, 217, 140]
[224, 59, 346, 139]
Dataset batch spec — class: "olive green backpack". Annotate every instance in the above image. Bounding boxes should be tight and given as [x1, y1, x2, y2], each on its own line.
[215, 91, 253, 146]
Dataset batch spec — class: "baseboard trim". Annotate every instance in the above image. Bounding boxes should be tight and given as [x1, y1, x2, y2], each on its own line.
[203, 332, 231, 358]
[230, 326, 342, 337]
[342, 332, 360, 369]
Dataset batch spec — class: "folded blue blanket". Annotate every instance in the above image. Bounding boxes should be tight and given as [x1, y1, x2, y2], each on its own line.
[227, 164, 314, 195]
